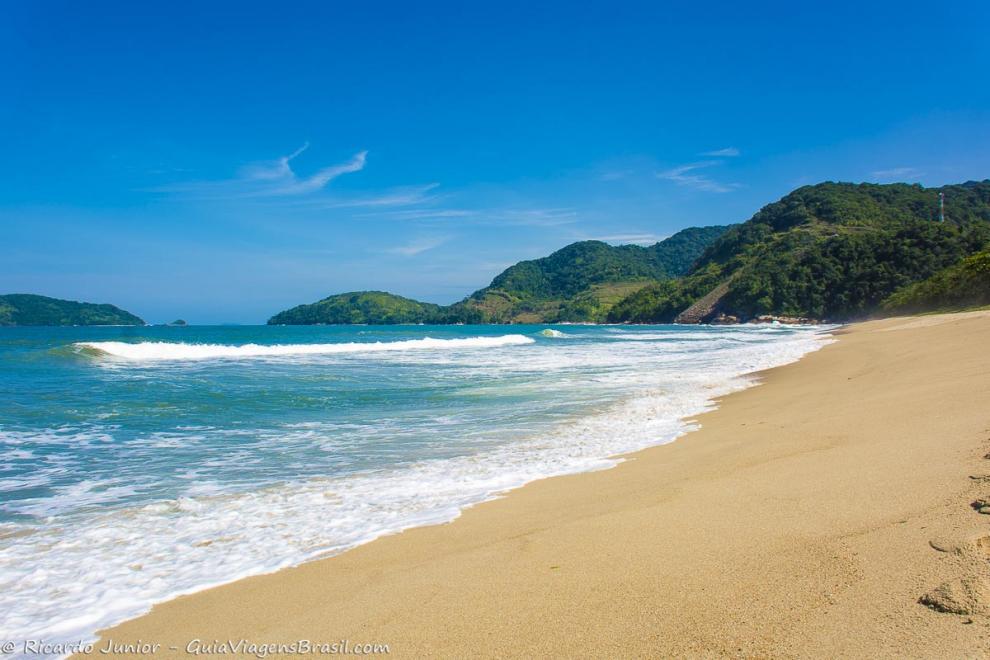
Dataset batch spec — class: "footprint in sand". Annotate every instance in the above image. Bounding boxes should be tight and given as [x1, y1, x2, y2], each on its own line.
[921, 536, 990, 615]
[928, 535, 990, 557]
[921, 576, 990, 615]
[971, 536, 990, 558]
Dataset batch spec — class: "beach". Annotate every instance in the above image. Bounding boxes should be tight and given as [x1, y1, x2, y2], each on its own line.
[88, 311, 990, 658]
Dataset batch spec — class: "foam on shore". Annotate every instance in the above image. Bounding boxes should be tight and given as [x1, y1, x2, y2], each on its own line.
[75, 335, 535, 361]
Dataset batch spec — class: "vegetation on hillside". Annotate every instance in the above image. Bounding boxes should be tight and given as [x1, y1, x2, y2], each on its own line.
[882, 248, 990, 314]
[269, 226, 729, 324]
[608, 181, 990, 322]
[0, 294, 145, 326]
[268, 291, 441, 325]
[270, 181, 990, 325]
[606, 272, 722, 323]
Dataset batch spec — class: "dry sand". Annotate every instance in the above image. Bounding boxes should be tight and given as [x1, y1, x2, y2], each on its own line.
[90, 311, 990, 658]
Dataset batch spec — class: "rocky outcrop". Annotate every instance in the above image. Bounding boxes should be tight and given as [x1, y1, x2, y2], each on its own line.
[750, 315, 821, 325]
[674, 279, 732, 324]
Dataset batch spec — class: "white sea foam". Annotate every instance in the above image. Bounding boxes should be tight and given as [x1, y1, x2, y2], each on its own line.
[538, 329, 568, 338]
[1, 326, 833, 653]
[76, 335, 535, 361]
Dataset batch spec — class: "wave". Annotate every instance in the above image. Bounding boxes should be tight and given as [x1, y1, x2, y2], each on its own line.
[75, 335, 535, 361]
[4, 326, 833, 646]
[537, 329, 569, 338]
[1, 328, 832, 646]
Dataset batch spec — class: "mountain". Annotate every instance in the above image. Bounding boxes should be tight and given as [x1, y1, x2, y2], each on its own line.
[268, 226, 730, 325]
[268, 291, 441, 325]
[882, 248, 990, 314]
[0, 294, 145, 326]
[270, 181, 990, 326]
[446, 226, 730, 323]
[608, 181, 990, 323]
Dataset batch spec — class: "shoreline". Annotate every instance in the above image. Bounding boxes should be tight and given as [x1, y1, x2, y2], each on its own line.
[88, 311, 990, 657]
[4, 324, 825, 648]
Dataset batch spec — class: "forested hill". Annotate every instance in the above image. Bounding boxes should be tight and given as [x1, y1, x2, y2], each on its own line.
[270, 180, 990, 326]
[608, 181, 990, 323]
[444, 225, 729, 323]
[0, 294, 145, 326]
[268, 291, 441, 325]
[268, 226, 730, 324]
[882, 247, 990, 315]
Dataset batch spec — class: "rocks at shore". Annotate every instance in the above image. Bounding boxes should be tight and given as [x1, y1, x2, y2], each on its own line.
[750, 315, 822, 325]
[708, 313, 821, 325]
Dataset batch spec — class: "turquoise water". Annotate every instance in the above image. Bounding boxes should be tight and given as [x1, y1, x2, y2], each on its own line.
[0, 323, 830, 647]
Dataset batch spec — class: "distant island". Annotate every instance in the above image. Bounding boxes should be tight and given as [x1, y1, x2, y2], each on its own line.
[169, 319, 188, 326]
[0, 294, 145, 327]
[269, 180, 990, 325]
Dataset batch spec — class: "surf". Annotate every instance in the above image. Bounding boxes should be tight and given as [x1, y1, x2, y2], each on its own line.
[74, 334, 535, 361]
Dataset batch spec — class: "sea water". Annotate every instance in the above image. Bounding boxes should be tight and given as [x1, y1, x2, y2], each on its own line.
[0, 323, 831, 648]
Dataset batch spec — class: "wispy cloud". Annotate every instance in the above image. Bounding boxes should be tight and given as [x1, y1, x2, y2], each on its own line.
[323, 183, 441, 209]
[270, 149, 367, 195]
[495, 208, 578, 227]
[386, 235, 450, 256]
[240, 142, 311, 181]
[870, 166, 923, 182]
[657, 161, 740, 193]
[363, 208, 475, 221]
[589, 233, 669, 245]
[357, 206, 577, 227]
[600, 169, 633, 181]
[699, 147, 740, 157]
[151, 144, 368, 198]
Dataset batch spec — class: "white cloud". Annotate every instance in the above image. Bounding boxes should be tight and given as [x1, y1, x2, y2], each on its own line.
[870, 167, 923, 182]
[386, 236, 450, 256]
[365, 208, 475, 220]
[240, 142, 310, 181]
[272, 150, 367, 195]
[494, 208, 578, 226]
[359, 207, 577, 227]
[657, 161, 740, 193]
[590, 233, 669, 246]
[325, 183, 441, 209]
[150, 144, 367, 198]
[699, 147, 740, 157]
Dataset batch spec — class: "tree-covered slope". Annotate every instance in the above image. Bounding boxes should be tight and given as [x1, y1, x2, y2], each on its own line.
[446, 226, 730, 323]
[609, 181, 990, 323]
[268, 291, 441, 325]
[0, 294, 145, 326]
[651, 225, 734, 276]
[882, 248, 990, 314]
[268, 226, 730, 324]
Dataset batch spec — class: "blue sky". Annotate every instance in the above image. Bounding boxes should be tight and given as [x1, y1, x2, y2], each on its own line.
[2, 1, 989, 323]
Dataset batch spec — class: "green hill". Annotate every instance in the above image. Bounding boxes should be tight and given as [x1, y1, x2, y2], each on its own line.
[0, 294, 145, 326]
[882, 248, 990, 314]
[268, 291, 441, 325]
[270, 181, 990, 326]
[268, 226, 729, 325]
[446, 226, 728, 323]
[608, 181, 990, 323]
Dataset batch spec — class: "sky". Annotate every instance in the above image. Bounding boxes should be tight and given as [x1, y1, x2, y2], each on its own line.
[2, 1, 989, 324]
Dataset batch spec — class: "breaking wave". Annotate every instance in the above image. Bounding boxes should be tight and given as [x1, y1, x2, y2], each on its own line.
[75, 335, 535, 362]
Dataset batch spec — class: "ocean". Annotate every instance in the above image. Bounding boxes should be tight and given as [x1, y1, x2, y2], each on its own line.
[0, 323, 831, 647]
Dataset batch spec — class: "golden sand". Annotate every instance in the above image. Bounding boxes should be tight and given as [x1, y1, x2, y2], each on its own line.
[88, 312, 990, 658]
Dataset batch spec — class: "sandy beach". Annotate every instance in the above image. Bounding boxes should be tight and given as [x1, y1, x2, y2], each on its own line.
[89, 311, 990, 658]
